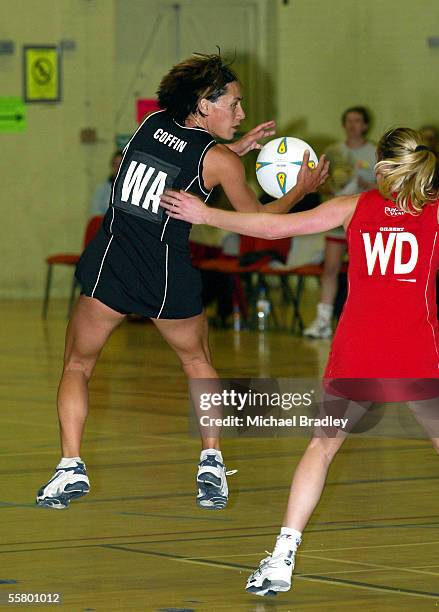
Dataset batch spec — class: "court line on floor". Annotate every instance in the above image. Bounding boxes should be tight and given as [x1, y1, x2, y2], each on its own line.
[0, 418, 193, 444]
[0, 434, 430, 461]
[155, 540, 439, 573]
[117, 511, 233, 522]
[0, 441, 196, 460]
[1, 515, 437, 548]
[93, 520, 439, 545]
[2, 396, 189, 418]
[301, 552, 439, 578]
[99, 545, 439, 600]
[1, 442, 427, 466]
[305, 538, 439, 553]
[4, 523, 435, 555]
[176, 561, 432, 580]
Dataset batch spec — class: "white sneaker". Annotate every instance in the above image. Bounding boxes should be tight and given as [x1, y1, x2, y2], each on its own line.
[303, 317, 332, 339]
[36, 459, 90, 509]
[196, 452, 236, 510]
[246, 535, 300, 597]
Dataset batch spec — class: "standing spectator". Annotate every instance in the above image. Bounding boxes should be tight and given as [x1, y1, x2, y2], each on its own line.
[304, 106, 376, 338]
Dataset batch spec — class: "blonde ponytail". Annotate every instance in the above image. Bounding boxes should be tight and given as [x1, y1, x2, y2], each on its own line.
[375, 127, 438, 214]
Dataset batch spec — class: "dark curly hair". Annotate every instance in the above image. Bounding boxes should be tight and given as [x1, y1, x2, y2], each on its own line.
[157, 52, 238, 124]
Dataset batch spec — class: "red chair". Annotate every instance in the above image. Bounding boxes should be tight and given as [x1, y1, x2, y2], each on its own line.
[42, 215, 104, 319]
[239, 236, 291, 261]
[189, 242, 223, 265]
[259, 261, 348, 334]
[193, 236, 292, 327]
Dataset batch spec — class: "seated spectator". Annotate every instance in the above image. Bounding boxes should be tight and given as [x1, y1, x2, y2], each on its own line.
[89, 150, 123, 217]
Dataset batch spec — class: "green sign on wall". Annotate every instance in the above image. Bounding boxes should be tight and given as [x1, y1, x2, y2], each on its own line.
[0, 97, 26, 132]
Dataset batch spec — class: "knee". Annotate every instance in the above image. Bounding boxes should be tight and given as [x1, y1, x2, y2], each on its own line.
[180, 351, 211, 376]
[63, 356, 94, 381]
[308, 436, 341, 465]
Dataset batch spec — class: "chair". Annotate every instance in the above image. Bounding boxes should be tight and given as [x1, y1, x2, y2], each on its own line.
[42, 215, 104, 319]
[258, 262, 323, 334]
[190, 240, 250, 322]
[259, 261, 348, 334]
[193, 236, 292, 328]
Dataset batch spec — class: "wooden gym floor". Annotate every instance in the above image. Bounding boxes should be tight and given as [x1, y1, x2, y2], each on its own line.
[0, 297, 438, 611]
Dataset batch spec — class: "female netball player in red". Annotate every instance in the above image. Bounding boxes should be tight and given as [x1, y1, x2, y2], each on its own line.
[160, 127, 439, 595]
[35, 52, 328, 510]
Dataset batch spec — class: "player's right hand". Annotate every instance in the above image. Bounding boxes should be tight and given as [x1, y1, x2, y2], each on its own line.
[296, 151, 330, 194]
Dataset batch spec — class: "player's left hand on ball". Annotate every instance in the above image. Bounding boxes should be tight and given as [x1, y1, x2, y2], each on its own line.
[228, 120, 276, 157]
[296, 151, 330, 194]
[160, 190, 209, 225]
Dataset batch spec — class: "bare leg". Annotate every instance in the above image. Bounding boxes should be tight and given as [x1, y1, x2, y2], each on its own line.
[283, 396, 371, 530]
[152, 312, 221, 450]
[282, 395, 438, 531]
[58, 295, 125, 456]
[320, 239, 346, 305]
[282, 435, 346, 530]
[244, 396, 374, 595]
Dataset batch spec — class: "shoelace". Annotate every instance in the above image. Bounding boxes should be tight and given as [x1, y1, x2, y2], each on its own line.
[254, 543, 297, 576]
[199, 456, 238, 476]
[253, 552, 273, 576]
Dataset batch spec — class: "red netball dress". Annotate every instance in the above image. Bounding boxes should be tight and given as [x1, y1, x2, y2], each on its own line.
[324, 189, 439, 401]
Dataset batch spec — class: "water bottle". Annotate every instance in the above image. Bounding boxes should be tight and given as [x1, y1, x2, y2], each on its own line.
[256, 288, 270, 331]
[233, 304, 241, 332]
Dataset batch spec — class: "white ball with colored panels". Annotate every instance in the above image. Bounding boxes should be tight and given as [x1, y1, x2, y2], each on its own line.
[256, 137, 319, 198]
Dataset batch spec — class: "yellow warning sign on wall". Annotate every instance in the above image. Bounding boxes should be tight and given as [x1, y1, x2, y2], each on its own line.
[23, 46, 61, 103]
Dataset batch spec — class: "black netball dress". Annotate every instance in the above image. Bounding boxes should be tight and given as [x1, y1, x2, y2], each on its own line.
[76, 110, 216, 318]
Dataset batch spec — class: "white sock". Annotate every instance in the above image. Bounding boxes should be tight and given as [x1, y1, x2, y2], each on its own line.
[275, 527, 302, 552]
[317, 302, 333, 323]
[58, 456, 82, 468]
[200, 448, 223, 463]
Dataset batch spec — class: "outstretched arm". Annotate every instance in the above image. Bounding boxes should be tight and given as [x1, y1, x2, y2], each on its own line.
[203, 145, 329, 214]
[160, 191, 359, 240]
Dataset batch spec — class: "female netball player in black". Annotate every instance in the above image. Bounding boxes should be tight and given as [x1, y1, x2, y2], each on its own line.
[36, 52, 329, 510]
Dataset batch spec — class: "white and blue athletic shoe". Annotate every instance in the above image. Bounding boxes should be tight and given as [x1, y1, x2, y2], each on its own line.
[246, 535, 300, 596]
[196, 452, 235, 510]
[36, 459, 90, 510]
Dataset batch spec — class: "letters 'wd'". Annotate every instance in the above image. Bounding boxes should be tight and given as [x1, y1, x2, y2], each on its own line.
[362, 232, 419, 275]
